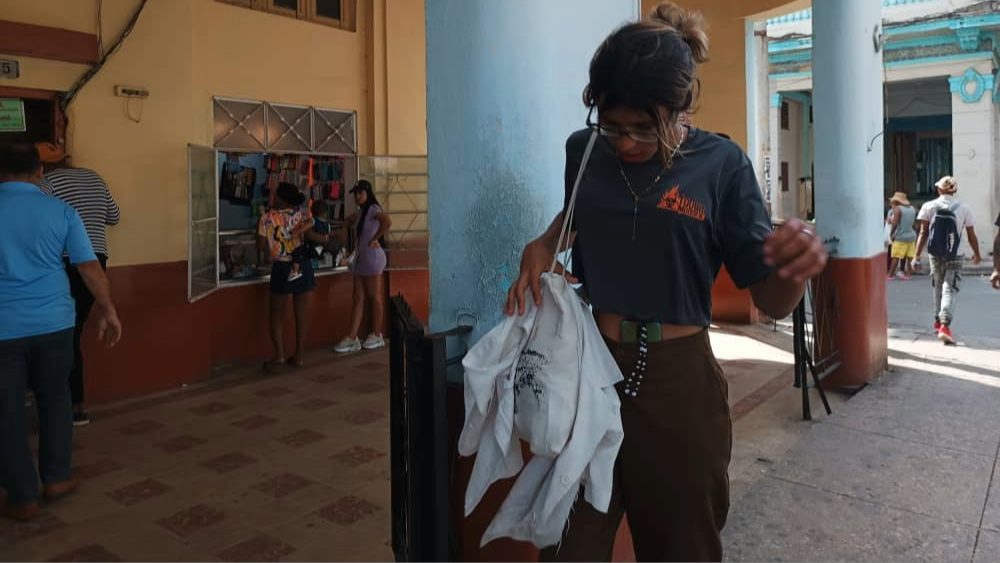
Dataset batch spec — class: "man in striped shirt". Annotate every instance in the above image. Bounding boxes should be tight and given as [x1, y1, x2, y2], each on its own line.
[35, 143, 121, 427]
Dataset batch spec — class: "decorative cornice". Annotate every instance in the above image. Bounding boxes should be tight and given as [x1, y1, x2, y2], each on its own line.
[948, 67, 995, 103]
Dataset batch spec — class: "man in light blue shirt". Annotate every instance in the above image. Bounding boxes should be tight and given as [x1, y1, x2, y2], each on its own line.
[0, 143, 122, 521]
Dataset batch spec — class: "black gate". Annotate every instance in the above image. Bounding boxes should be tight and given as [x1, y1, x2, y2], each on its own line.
[792, 240, 841, 420]
[389, 295, 470, 562]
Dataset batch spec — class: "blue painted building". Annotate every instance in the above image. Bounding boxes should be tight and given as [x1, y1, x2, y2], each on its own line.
[764, 0, 999, 254]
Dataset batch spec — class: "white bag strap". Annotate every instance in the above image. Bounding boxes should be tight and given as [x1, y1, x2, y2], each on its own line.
[550, 130, 599, 275]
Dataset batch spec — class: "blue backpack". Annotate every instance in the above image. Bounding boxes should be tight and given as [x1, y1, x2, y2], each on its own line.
[927, 202, 962, 259]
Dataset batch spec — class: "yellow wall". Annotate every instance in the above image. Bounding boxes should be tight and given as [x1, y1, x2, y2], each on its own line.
[1, 0, 429, 267]
[640, 0, 802, 149]
[384, 0, 427, 155]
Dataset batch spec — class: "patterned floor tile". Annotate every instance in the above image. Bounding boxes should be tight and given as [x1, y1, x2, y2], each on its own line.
[308, 373, 343, 385]
[46, 543, 123, 562]
[0, 512, 67, 543]
[350, 382, 385, 394]
[157, 504, 226, 537]
[73, 458, 124, 480]
[294, 398, 337, 412]
[316, 495, 381, 526]
[344, 410, 385, 426]
[107, 479, 173, 506]
[331, 446, 387, 468]
[119, 420, 166, 437]
[216, 533, 297, 562]
[277, 430, 326, 448]
[251, 472, 315, 499]
[153, 435, 207, 454]
[28, 349, 397, 561]
[232, 415, 279, 431]
[253, 387, 294, 398]
[201, 453, 259, 474]
[189, 402, 234, 416]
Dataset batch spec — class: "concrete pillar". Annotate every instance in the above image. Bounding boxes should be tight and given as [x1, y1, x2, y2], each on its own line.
[425, 0, 639, 342]
[812, 0, 888, 388]
[745, 19, 770, 197]
[948, 65, 997, 258]
[768, 92, 782, 217]
[426, 3, 639, 560]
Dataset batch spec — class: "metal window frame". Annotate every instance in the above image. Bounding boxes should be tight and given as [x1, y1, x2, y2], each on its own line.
[359, 156, 429, 271]
[213, 96, 357, 155]
[187, 144, 221, 303]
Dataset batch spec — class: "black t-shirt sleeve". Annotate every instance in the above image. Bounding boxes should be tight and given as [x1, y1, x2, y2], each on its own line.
[995, 212, 999, 228]
[718, 159, 774, 289]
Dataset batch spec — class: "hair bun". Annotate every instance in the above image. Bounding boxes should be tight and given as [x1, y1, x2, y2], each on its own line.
[648, 1, 709, 64]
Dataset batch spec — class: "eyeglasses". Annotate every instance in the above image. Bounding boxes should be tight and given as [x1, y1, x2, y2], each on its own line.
[585, 107, 662, 144]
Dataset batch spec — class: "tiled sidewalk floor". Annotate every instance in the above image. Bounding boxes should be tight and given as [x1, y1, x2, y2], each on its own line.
[2, 327, 812, 562]
[2, 352, 394, 562]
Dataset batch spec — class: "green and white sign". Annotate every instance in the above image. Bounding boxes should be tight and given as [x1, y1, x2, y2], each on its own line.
[0, 99, 25, 132]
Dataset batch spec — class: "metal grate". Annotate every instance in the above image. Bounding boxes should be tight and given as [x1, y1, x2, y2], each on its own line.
[213, 97, 356, 155]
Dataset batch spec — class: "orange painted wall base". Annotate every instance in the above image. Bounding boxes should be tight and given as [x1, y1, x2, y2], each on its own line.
[80, 262, 429, 405]
[815, 254, 888, 389]
[712, 266, 765, 325]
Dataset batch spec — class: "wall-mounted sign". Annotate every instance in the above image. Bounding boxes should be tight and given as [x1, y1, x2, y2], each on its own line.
[0, 59, 20, 79]
[0, 99, 26, 132]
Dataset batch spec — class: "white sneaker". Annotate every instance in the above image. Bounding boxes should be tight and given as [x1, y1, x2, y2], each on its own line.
[362, 334, 386, 350]
[334, 338, 362, 354]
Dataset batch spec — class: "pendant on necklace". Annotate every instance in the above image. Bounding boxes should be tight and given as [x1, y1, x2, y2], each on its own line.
[632, 200, 639, 242]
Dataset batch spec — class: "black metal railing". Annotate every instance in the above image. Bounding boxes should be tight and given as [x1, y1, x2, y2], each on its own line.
[792, 239, 841, 420]
[389, 295, 470, 562]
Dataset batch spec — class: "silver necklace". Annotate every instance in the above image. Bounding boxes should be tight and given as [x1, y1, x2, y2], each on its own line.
[615, 126, 687, 241]
[617, 161, 666, 242]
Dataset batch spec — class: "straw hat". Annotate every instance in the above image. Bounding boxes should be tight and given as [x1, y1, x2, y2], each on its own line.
[889, 192, 910, 206]
[934, 175, 957, 194]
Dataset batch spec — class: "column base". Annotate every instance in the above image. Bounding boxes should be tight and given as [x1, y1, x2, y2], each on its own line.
[814, 254, 888, 389]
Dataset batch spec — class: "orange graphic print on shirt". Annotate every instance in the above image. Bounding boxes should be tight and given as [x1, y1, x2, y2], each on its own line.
[657, 185, 706, 221]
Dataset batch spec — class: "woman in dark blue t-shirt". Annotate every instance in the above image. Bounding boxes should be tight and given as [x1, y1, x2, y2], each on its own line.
[504, 3, 828, 561]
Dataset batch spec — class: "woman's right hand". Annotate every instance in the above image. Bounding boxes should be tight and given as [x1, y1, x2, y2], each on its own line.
[504, 240, 577, 316]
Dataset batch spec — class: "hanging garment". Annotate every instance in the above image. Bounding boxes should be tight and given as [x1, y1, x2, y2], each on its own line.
[459, 131, 623, 549]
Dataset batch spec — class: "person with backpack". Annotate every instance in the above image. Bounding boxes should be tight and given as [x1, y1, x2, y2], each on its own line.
[912, 176, 982, 344]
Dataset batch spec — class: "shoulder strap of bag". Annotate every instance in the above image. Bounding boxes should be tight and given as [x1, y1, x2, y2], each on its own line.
[550, 130, 599, 275]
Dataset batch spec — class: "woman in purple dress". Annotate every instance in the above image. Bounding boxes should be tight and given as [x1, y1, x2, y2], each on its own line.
[335, 180, 392, 353]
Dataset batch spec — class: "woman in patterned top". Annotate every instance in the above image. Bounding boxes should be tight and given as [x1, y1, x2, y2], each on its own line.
[258, 182, 326, 370]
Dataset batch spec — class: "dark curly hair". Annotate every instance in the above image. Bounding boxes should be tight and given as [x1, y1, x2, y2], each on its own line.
[583, 1, 709, 166]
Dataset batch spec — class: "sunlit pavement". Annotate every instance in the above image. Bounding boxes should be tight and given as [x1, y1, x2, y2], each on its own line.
[724, 273, 1000, 563]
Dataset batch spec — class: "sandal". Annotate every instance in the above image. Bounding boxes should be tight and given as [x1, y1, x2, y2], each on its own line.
[286, 357, 305, 369]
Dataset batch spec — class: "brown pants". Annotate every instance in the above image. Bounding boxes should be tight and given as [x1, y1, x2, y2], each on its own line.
[540, 329, 732, 562]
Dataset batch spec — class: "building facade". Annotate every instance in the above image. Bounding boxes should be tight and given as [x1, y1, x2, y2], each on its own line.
[0, 0, 428, 404]
[765, 0, 1000, 259]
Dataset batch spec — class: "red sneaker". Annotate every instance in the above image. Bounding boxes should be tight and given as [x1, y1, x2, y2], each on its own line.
[938, 324, 956, 345]
[934, 320, 941, 331]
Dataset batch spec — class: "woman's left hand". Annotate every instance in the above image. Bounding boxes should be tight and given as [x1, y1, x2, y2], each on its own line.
[763, 218, 828, 283]
[369, 240, 381, 249]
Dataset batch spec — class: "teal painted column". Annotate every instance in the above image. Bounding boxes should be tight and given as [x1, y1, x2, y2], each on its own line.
[425, 0, 639, 341]
[812, 0, 884, 259]
[812, 0, 888, 388]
